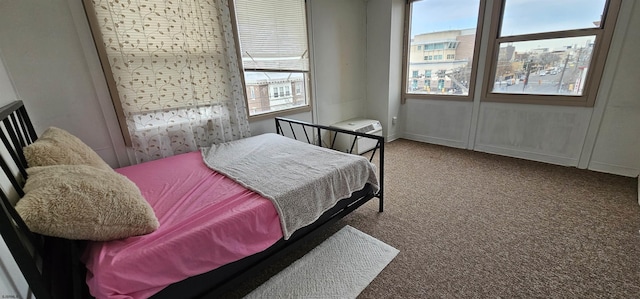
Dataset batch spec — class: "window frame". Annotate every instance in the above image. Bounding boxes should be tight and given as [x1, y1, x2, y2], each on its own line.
[229, 0, 313, 121]
[401, 0, 487, 103]
[481, 0, 622, 107]
[403, 0, 621, 107]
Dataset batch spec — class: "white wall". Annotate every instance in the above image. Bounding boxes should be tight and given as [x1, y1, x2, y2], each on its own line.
[308, 0, 368, 127]
[0, 53, 17, 105]
[475, 103, 592, 166]
[365, 0, 405, 142]
[587, 0, 640, 176]
[0, 0, 128, 169]
[403, 99, 473, 149]
[401, 0, 640, 177]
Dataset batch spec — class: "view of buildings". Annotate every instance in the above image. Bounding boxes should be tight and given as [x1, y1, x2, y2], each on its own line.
[493, 37, 595, 96]
[407, 29, 595, 96]
[407, 29, 476, 95]
[244, 72, 307, 115]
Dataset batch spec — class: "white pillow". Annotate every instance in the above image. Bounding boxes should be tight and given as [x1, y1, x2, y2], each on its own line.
[23, 127, 113, 171]
[15, 165, 159, 241]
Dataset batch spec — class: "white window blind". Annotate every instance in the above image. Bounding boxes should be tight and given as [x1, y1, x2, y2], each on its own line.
[234, 0, 309, 72]
[84, 0, 252, 158]
[88, 0, 238, 113]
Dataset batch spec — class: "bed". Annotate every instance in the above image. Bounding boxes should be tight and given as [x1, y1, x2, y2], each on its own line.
[0, 100, 384, 299]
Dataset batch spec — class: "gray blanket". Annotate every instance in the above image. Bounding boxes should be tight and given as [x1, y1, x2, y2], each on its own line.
[201, 133, 379, 239]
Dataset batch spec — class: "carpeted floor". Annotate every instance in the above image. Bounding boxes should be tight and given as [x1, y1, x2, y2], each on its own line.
[222, 138, 640, 298]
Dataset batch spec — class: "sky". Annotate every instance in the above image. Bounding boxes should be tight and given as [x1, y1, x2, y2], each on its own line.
[410, 0, 607, 37]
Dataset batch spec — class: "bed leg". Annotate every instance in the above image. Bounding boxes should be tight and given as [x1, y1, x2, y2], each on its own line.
[378, 139, 384, 213]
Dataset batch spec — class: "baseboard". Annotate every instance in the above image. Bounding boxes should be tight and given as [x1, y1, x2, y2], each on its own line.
[386, 133, 400, 143]
[402, 135, 639, 179]
[587, 161, 640, 178]
[473, 144, 579, 167]
[403, 133, 467, 149]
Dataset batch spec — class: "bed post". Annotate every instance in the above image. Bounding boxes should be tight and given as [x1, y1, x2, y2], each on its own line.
[0, 101, 55, 299]
[378, 139, 384, 213]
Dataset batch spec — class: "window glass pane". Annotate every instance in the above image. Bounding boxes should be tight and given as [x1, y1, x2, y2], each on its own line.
[500, 0, 607, 36]
[407, 0, 480, 96]
[235, 0, 309, 71]
[491, 36, 596, 96]
[244, 72, 308, 116]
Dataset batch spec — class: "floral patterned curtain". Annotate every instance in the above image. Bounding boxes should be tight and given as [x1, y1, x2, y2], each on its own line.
[87, 0, 250, 162]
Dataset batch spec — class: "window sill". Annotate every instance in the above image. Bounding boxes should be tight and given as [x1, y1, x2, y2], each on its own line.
[402, 93, 474, 103]
[248, 105, 312, 122]
[481, 94, 594, 107]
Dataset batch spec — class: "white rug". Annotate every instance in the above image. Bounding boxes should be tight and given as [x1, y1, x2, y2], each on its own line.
[244, 225, 399, 299]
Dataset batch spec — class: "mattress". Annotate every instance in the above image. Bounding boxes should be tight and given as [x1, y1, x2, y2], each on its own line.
[82, 151, 283, 299]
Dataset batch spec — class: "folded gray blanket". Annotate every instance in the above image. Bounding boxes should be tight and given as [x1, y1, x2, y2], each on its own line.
[201, 133, 379, 239]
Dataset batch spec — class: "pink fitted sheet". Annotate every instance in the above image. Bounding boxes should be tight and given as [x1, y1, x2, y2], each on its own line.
[82, 151, 283, 299]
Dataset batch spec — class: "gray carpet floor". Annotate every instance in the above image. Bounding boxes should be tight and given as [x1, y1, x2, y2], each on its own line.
[223, 138, 640, 298]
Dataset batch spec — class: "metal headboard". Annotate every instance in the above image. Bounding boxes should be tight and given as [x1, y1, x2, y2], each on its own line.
[0, 101, 84, 299]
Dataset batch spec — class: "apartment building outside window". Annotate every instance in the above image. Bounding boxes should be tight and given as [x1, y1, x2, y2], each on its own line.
[404, 0, 484, 100]
[404, 0, 621, 106]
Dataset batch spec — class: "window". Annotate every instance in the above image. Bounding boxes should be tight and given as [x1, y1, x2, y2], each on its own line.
[483, 0, 621, 106]
[403, 0, 484, 100]
[403, 0, 621, 106]
[83, 0, 251, 149]
[233, 0, 311, 117]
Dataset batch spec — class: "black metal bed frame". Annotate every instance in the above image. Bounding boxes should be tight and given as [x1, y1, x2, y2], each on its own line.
[275, 117, 384, 212]
[0, 101, 86, 299]
[0, 101, 385, 299]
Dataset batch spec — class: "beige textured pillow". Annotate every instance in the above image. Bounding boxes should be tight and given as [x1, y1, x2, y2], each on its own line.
[15, 165, 159, 241]
[23, 127, 112, 171]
